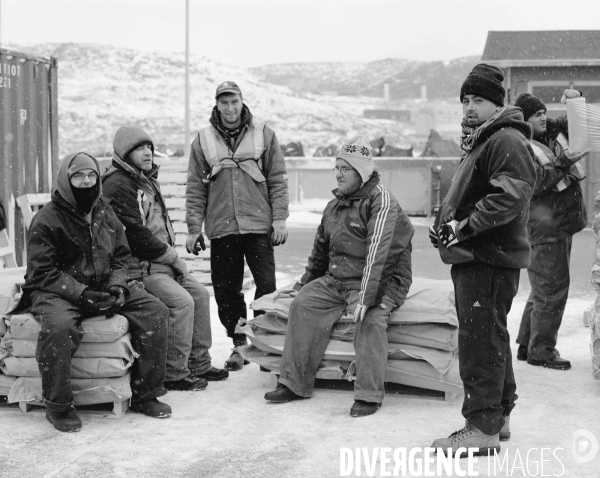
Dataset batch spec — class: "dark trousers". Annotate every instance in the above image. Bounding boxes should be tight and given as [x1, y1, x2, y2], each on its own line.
[517, 236, 572, 360]
[32, 286, 169, 411]
[451, 262, 519, 436]
[211, 233, 276, 339]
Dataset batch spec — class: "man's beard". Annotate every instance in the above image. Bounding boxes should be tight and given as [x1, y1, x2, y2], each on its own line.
[70, 183, 99, 214]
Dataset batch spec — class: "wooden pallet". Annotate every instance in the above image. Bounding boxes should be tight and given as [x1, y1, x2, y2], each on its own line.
[18, 397, 129, 419]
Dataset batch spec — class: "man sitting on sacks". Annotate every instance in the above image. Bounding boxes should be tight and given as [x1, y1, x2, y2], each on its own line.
[264, 135, 414, 417]
[15, 153, 171, 432]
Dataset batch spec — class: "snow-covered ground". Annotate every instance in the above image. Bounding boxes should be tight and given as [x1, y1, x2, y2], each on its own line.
[1, 209, 599, 478]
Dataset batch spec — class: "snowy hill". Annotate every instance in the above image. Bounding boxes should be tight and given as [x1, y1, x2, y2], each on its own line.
[10, 43, 476, 156]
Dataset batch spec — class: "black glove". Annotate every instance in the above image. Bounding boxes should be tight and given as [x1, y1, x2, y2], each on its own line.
[186, 233, 206, 255]
[79, 290, 116, 315]
[105, 285, 127, 318]
[438, 220, 465, 248]
[428, 225, 439, 249]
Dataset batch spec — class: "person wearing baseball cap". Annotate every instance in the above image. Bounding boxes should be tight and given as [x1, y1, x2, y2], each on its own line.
[185, 81, 289, 371]
[264, 135, 414, 418]
[514, 91, 588, 371]
[429, 64, 536, 455]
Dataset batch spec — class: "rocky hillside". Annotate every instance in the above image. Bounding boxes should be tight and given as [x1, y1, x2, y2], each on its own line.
[9, 43, 478, 156]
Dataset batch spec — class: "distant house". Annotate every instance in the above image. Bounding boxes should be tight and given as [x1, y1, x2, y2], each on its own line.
[364, 109, 410, 122]
[482, 30, 600, 116]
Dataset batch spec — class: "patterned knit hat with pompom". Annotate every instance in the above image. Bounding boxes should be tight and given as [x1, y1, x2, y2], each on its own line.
[336, 135, 373, 183]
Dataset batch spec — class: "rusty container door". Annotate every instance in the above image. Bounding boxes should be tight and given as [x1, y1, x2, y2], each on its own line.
[0, 48, 59, 264]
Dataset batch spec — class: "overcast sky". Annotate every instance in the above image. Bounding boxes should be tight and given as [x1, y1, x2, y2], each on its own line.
[1, 0, 599, 67]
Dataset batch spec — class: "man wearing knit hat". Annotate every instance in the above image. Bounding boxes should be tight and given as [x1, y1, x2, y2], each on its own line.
[185, 81, 289, 371]
[264, 135, 414, 418]
[17, 152, 172, 432]
[103, 126, 228, 392]
[514, 90, 588, 371]
[429, 64, 536, 455]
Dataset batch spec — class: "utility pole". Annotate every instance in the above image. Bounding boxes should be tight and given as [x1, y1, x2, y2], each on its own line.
[184, 0, 190, 157]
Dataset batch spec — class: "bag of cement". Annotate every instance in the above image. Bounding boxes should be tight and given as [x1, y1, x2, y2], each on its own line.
[386, 359, 462, 390]
[1, 356, 132, 378]
[2, 333, 136, 360]
[0, 316, 7, 340]
[8, 374, 132, 404]
[0, 372, 16, 395]
[387, 323, 458, 352]
[8, 313, 129, 342]
[250, 289, 297, 318]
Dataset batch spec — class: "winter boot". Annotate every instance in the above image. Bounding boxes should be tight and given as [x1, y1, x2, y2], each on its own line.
[164, 376, 208, 391]
[499, 415, 511, 441]
[431, 421, 500, 457]
[350, 400, 382, 418]
[264, 383, 307, 403]
[130, 398, 172, 418]
[46, 407, 82, 433]
[225, 334, 250, 371]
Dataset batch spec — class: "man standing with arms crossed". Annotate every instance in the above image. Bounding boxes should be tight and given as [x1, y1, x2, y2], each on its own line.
[186, 81, 289, 371]
[429, 64, 536, 455]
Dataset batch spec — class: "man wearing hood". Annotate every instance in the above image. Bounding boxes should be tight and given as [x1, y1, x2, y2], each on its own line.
[264, 136, 414, 418]
[21, 152, 171, 432]
[103, 126, 228, 392]
[185, 81, 289, 371]
[429, 64, 536, 455]
[513, 91, 588, 371]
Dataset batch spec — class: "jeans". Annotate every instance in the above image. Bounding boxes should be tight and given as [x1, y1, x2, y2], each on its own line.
[143, 268, 212, 381]
[211, 233, 276, 339]
[278, 275, 397, 403]
[451, 262, 519, 436]
[517, 236, 572, 360]
[32, 285, 169, 411]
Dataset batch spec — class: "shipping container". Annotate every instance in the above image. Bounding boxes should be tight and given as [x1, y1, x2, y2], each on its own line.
[0, 48, 58, 264]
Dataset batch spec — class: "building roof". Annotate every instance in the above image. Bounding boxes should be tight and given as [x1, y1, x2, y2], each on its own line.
[482, 31, 600, 67]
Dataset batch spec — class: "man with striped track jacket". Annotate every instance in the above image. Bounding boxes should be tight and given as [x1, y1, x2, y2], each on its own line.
[264, 135, 414, 417]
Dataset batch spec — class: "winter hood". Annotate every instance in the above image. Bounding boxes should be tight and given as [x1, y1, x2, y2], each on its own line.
[53, 152, 102, 212]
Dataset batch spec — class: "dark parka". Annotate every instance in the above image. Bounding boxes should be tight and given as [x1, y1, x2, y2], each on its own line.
[434, 106, 536, 269]
[300, 172, 413, 308]
[527, 115, 587, 245]
[22, 153, 130, 303]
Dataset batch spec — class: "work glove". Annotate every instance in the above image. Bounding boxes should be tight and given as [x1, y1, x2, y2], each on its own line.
[437, 220, 466, 248]
[105, 285, 126, 318]
[172, 257, 188, 284]
[271, 219, 288, 246]
[186, 233, 206, 255]
[561, 149, 589, 167]
[428, 225, 439, 249]
[353, 304, 369, 323]
[560, 89, 582, 104]
[79, 289, 116, 316]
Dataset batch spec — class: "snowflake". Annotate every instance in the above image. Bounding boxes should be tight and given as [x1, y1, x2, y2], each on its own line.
[360, 146, 371, 156]
[344, 145, 357, 154]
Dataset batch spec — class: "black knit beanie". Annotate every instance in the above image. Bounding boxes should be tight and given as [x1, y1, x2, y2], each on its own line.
[514, 93, 546, 121]
[460, 64, 505, 106]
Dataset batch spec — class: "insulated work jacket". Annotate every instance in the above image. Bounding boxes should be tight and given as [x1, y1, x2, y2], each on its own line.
[186, 114, 289, 240]
[102, 156, 177, 278]
[434, 106, 536, 269]
[527, 116, 587, 246]
[22, 153, 130, 304]
[300, 172, 413, 308]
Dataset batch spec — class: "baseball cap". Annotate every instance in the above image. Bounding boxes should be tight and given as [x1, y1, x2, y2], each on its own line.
[215, 81, 242, 99]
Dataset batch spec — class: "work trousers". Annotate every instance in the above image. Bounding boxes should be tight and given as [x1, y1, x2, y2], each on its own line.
[517, 236, 572, 361]
[451, 262, 519, 436]
[32, 286, 169, 411]
[211, 233, 276, 340]
[143, 268, 212, 381]
[278, 276, 397, 403]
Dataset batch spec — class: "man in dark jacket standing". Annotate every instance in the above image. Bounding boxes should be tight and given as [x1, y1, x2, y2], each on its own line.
[103, 126, 227, 392]
[185, 81, 289, 371]
[23, 152, 171, 432]
[264, 135, 413, 418]
[514, 91, 588, 370]
[429, 64, 536, 455]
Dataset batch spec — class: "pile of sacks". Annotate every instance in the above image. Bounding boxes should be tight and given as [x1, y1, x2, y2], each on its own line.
[0, 312, 135, 406]
[238, 278, 463, 398]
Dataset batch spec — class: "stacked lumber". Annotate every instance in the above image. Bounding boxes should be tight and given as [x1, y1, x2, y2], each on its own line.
[0, 313, 135, 416]
[239, 277, 463, 401]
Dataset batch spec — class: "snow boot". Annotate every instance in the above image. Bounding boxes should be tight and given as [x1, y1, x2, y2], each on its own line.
[350, 400, 382, 418]
[225, 334, 250, 371]
[130, 398, 172, 418]
[264, 383, 307, 403]
[431, 421, 500, 457]
[46, 407, 82, 433]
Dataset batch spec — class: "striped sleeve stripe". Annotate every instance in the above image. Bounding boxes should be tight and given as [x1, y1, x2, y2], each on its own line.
[359, 185, 391, 304]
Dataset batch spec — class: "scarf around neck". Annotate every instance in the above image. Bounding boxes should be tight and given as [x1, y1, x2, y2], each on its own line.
[459, 107, 507, 153]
